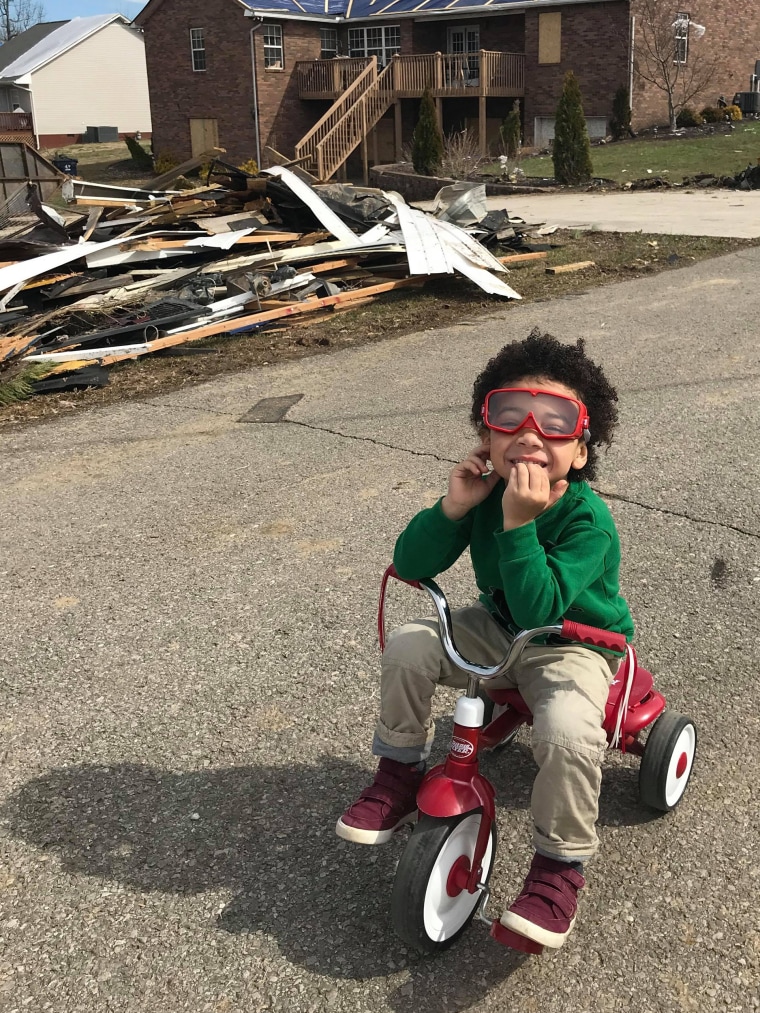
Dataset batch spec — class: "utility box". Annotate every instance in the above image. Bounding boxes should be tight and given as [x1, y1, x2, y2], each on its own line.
[733, 92, 760, 116]
[83, 126, 119, 143]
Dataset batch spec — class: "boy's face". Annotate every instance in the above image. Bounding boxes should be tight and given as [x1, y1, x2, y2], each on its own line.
[481, 375, 588, 487]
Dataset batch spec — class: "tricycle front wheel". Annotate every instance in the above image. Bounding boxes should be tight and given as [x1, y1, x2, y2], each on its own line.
[391, 811, 496, 953]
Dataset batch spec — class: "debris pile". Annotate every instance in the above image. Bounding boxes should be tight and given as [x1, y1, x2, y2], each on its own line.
[0, 161, 546, 403]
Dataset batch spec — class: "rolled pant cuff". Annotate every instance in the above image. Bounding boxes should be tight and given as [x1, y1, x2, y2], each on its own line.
[374, 718, 433, 751]
[533, 837, 598, 861]
[372, 731, 430, 764]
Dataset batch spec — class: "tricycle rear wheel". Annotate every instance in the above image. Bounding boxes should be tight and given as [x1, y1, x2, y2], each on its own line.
[391, 811, 496, 953]
[638, 711, 697, 811]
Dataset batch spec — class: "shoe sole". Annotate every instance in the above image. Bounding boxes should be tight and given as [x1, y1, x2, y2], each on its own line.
[498, 911, 576, 949]
[335, 812, 417, 845]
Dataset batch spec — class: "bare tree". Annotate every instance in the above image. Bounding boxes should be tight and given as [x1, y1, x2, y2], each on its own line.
[0, 0, 45, 43]
[633, 1, 720, 131]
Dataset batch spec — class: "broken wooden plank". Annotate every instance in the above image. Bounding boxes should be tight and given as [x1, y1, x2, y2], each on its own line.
[498, 252, 548, 265]
[81, 206, 103, 242]
[545, 261, 596, 275]
[60, 277, 427, 366]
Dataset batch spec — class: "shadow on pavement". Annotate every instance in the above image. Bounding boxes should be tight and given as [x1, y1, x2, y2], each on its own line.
[2, 752, 660, 1012]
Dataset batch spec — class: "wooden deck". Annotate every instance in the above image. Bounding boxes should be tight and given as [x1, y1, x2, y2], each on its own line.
[296, 51, 524, 101]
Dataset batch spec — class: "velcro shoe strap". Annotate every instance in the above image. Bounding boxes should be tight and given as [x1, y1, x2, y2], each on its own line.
[519, 880, 577, 919]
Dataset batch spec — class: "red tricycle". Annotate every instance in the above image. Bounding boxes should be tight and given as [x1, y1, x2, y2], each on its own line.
[378, 565, 697, 955]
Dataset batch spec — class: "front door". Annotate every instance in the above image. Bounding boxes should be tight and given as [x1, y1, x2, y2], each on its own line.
[447, 25, 480, 86]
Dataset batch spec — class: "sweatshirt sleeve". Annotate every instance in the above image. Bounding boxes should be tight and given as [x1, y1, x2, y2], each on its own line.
[393, 498, 475, 580]
[495, 520, 611, 628]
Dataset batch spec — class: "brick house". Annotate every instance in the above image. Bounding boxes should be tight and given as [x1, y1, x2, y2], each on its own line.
[134, 0, 760, 178]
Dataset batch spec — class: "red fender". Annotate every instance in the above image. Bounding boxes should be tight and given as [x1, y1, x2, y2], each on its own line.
[416, 763, 495, 820]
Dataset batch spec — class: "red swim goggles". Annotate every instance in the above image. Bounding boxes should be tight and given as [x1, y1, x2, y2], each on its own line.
[482, 387, 590, 441]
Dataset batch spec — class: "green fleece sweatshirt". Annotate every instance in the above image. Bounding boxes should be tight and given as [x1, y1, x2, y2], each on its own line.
[393, 479, 634, 644]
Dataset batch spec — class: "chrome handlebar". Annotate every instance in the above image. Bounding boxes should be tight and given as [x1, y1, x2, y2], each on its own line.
[417, 577, 562, 682]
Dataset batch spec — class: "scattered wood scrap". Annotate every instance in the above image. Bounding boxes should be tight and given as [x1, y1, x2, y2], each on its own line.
[0, 169, 552, 404]
[545, 261, 596, 275]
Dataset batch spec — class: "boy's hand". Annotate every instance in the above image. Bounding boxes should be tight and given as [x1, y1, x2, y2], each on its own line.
[441, 445, 500, 521]
[502, 462, 568, 530]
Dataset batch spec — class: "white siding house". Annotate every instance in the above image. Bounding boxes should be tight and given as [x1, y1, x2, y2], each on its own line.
[0, 15, 152, 147]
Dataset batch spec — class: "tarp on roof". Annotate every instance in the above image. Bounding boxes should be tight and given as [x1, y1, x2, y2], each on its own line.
[0, 14, 127, 80]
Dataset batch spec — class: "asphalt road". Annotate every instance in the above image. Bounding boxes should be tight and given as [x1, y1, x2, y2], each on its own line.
[1, 246, 759, 1013]
[416, 189, 760, 237]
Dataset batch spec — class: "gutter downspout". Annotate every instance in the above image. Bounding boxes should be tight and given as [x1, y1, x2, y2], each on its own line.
[249, 19, 263, 170]
[628, 15, 635, 125]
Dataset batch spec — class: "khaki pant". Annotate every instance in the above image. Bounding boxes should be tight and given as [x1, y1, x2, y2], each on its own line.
[373, 603, 618, 860]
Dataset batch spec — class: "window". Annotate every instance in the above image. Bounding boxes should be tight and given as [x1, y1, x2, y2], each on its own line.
[348, 25, 400, 68]
[674, 12, 689, 64]
[537, 12, 561, 65]
[190, 28, 206, 72]
[320, 27, 338, 60]
[264, 24, 284, 69]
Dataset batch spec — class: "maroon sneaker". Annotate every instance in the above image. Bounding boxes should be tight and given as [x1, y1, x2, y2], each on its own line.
[336, 758, 424, 844]
[499, 854, 585, 948]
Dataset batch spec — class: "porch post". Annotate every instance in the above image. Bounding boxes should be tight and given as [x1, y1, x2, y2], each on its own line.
[479, 94, 487, 156]
[394, 99, 402, 160]
[361, 102, 369, 185]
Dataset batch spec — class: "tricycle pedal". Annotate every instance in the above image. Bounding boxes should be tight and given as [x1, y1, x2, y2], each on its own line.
[490, 919, 544, 954]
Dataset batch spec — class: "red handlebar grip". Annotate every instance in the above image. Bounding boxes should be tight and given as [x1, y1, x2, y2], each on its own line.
[560, 620, 627, 653]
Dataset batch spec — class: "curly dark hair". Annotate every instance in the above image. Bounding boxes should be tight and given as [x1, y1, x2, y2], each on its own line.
[470, 328, 619, 482]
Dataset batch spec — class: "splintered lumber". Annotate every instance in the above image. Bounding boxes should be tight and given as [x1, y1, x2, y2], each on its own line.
[58, 277, 427, 367]
[498, 252, 548, 265]
[545, 261, 596, 275]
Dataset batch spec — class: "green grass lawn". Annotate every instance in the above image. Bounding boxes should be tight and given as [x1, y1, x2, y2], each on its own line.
[514, 123, 760, 183]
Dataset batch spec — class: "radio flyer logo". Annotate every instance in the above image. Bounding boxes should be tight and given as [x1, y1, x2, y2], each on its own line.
[450, 736, 475, 759]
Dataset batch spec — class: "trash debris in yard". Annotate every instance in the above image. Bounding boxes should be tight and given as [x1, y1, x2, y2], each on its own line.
[0, 168, 546, 404]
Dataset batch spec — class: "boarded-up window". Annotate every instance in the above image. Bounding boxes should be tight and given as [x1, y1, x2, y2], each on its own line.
[189, 118, 219, 157]
[538, 13, 561, 65]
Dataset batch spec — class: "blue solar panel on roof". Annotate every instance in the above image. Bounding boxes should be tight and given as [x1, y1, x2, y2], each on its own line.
[242, 0, 531, 16]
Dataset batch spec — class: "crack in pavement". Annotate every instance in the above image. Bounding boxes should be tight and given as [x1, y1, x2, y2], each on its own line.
[145, 405, 759, 542]
[287, 419, 760, 542]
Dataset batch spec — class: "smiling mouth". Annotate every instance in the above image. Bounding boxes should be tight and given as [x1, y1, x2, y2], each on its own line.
[510, 457, 548, 468]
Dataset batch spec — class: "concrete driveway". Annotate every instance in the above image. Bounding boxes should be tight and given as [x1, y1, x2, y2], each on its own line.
[1, 248, 759, 1012]
[418, 188, 760, 238]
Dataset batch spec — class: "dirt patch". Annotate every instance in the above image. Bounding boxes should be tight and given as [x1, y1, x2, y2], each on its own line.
[1, 230, 756, 432]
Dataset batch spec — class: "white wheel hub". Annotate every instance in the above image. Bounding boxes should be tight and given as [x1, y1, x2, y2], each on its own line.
[422, 814, 494, 943]
[665, 723, 697, 807]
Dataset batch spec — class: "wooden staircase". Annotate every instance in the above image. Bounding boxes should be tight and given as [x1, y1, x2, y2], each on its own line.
[294, 57, 395, 182]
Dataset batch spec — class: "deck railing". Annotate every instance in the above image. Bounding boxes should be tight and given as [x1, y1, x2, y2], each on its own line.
[296, 51, 524, 99]
[295, 57, 371, 98]
[0, 111, 34, 131]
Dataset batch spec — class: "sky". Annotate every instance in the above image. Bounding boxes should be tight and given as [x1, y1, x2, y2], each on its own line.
[37, 1, 147, 22]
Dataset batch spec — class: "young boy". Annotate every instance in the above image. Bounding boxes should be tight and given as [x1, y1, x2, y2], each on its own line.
[336, 328, 634, 950]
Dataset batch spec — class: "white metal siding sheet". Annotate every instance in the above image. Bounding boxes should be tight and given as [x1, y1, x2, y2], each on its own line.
[30, 23, 152, 137]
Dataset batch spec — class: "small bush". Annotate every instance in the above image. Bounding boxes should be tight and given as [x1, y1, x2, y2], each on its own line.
[439, 129, 483, 178]
[725, 104, 743, 121]
[412, 88, 444, 176]
[124, 134, 153, 171]
[609, 85, 632, 140]
[500, 100, 521, 159]
[552, 71, 593, 185]
[154, 151, 179, 175]
[676, 107, 703, 128]
[237, 158, 259, 175]
[700, 105, 722, 123]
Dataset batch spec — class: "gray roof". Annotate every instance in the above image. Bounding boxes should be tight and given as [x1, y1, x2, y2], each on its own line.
[0, 21, 66, 75]
[0, 15, 128, 79]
